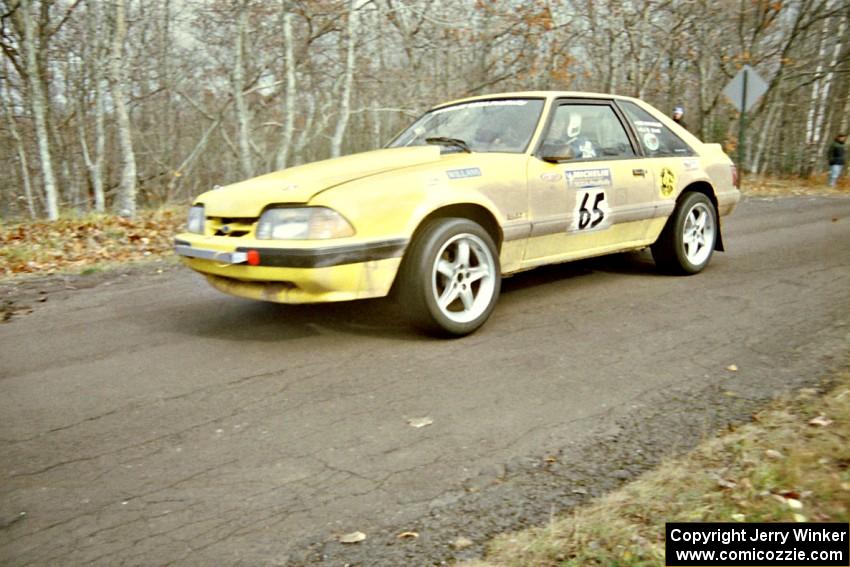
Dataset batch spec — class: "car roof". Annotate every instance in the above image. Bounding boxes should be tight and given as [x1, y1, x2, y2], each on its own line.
[431, 91, 642, 110]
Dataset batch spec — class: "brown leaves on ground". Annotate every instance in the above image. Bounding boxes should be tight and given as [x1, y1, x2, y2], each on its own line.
[742, 173, 848, 197]
[0, 209, 183, 277]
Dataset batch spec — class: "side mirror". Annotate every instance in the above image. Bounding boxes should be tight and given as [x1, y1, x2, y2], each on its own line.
[540, 141, 575, 163]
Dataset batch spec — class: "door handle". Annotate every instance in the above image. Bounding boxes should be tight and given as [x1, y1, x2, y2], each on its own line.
[632, 168, 647, 177]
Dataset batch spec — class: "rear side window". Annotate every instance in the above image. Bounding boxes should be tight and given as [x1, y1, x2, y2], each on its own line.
[618, 101, 694, 157]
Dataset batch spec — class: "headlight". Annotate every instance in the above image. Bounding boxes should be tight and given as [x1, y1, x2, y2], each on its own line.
[187, 205, 205, 234]
[256, 207, 355, 240]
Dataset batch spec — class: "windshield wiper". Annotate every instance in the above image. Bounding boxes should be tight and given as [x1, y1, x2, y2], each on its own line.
[425, 137, 471, 153]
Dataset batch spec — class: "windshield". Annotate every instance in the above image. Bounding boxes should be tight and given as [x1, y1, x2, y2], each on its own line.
[389, 98, 545, 154]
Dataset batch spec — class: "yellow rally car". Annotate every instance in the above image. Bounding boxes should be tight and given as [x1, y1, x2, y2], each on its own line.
[175, 91, 740, 336]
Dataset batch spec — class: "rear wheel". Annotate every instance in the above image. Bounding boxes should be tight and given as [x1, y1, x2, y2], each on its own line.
[397, 218, 500, 336]
[651, 192, 717, 274]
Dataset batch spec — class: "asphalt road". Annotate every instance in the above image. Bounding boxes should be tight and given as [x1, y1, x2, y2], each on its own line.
[1, 196, 849, 566]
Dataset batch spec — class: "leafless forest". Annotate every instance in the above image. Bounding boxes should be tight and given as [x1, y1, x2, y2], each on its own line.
[1, 0, 848, 220]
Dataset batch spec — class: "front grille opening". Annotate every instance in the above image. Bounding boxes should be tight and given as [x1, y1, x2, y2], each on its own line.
[213, 217, 256, 224]
[209, 216, 256, 238]
[214, 229, 250, 237]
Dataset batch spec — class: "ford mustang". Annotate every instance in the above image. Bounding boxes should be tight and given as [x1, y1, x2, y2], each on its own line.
[175, 91, 740, 336]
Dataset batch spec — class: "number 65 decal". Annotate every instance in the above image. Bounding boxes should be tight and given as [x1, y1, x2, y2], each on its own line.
[570, 189, 611, 232]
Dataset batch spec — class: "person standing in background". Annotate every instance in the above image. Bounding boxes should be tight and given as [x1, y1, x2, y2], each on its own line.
[827, 133, 846, 187]
[672, 106, 688, 131]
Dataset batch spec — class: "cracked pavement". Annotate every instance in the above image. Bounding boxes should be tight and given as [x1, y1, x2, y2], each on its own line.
[1, 196, 849, 566]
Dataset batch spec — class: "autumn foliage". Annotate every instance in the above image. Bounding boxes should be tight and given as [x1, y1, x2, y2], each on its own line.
[0, 209, 183, 277]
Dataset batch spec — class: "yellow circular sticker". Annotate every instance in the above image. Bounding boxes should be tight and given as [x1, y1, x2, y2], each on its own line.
[660, 167, 676, 197]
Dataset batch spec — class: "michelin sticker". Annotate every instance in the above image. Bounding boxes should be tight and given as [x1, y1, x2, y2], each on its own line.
[446, 167, 482, 180]
[683, 159, 699, 171]
[565, 168, 612, 189]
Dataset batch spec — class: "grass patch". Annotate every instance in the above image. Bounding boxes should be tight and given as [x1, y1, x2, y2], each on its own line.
[467, 370, 850, 566]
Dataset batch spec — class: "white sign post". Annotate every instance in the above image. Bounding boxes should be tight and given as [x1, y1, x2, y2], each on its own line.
[723, 65, 769, 172]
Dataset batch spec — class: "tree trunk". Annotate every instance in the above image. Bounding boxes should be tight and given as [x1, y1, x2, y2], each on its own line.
[20, 0, 59, 220]
[90, 2, 107, 213]
[330, 0, 361, 158]
[110, 0, 138, 217]
[801, 18, 827, 176]
[371, 99, 382, 148]
[293, 93, 317, 163]
[234, 1, 254, 178]
[275, 6, 296, 170]
[2, 95, 36, 218]
[814, 13, 846, 170]
[78, 68, 106, 214]
[752, 94, 781, 174]
[91, 70, 107, 213]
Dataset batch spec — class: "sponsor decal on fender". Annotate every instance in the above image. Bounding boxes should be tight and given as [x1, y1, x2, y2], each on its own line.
[660, 167, 676, 197]
[446, 167, 482, 179]
[565, 168, 612, 189]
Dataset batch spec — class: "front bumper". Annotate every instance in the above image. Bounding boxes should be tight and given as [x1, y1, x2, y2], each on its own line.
[174, 244, 248, 264]
[174, 235, 408, 303]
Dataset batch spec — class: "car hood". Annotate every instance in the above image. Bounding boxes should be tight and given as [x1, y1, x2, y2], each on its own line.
[198, 146, 442, 217]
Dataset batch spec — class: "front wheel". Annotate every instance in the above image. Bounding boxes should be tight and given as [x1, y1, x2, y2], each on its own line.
[397, 218, 501, 337]
[651, 192, 717, 274]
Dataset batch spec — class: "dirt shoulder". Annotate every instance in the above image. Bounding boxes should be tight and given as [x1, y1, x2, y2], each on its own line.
[0, 257, 181, 323]
[0, 209, 183, 323]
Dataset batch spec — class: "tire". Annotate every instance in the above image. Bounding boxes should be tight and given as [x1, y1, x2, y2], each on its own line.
[397, 218, 501, 337]
[651, 192, 717, 275]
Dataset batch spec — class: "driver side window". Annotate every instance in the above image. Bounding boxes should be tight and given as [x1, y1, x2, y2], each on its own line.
[541, 104, 635, 161]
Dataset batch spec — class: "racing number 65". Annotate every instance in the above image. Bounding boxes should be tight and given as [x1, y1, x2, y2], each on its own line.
[574, 189, 609, 231]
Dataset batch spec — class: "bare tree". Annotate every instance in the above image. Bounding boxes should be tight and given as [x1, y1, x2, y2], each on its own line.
[274, 1, 296, 170]
[109, 0, 137, 217]
[330, 0, 362, 158]
[1, 80, 35, 217]
[233, 0, 254, 178]
[78, 0, 106, 212]
[17, 0, 59, 219]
